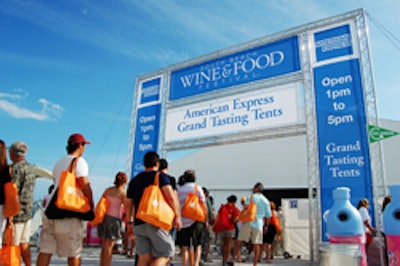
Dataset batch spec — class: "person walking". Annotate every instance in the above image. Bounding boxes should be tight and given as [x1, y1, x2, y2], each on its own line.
[176, 170, 208, 266]
[159, 158, 179, 265]
[37, 133, 94, 266]
[231, 182, 272, 266]
[357, 198, 376, 248]
[9, 141, 36, 266]
[218, 195, 239, 266]
[98, 171, 127, 266]
[236, 196, 251, 258]
[201, 187, 215, 265]
[262, 201, 281, 262]
[0, 140, 12, 247]
[125, 151, 182, 266]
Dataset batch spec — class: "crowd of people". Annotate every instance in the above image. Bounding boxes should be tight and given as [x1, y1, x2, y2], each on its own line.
[0, 134, 393, 266]
[1, 139, 36, 266]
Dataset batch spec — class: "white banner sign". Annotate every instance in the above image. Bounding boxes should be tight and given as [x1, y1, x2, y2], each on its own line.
[165, 83, 302, 142]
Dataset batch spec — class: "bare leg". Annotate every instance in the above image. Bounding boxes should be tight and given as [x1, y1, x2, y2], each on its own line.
[194, 245, 202, 266]
[100, 238, 116, 266]
[138, 253, 154, 266]
[265, 243, 272, 260]
[21, 242, 31, 266]
[205, 240, 211, 259]
[128, 238, 135, 257]
[252, 244, 261, 266]
[261, 243, 266, 260]
[270, 242, 275, 258]
[230, 239, 242, 262]
[67, 257, 81, 266]
[150, 257, 170, 266]
[180, 247, 190, 266]
[222, 237, 232, 263]
[36, 253, 52, 266]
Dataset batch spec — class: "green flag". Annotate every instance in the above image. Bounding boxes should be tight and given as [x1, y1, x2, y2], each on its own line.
[368, 124, 399, 143]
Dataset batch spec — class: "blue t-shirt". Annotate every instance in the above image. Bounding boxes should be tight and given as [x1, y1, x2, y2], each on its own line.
[247, 193, 272, 231]
[127, 170, 171, 226]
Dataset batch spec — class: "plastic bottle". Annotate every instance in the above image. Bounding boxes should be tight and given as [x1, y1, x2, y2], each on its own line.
[325, 187, 367, 266]
[383, 185, 400, 266]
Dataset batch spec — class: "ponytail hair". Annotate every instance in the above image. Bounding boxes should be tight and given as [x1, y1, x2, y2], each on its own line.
[114, 172, 127, 187]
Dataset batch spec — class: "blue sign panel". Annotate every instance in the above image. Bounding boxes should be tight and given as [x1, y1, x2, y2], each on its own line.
[131, 104, 161, 178]
[170, 36, 300, 101]
[314, 59, 373, 241]
[290, 200, 298, 209]
[314, 24, 353, 62]
[140, 78, 161, 105]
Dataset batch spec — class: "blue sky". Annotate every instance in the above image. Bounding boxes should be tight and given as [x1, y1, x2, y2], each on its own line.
[1, 0, 399, 202]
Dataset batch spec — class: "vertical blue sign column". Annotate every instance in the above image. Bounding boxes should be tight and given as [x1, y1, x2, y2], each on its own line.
[131, 78, 162, 178]
[313, 25, 374, 241]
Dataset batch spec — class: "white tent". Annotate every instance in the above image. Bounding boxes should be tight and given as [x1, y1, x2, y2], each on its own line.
[32, 166, 53, 180]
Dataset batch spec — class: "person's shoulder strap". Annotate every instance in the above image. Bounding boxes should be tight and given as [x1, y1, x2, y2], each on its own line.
[68, 157, 77, 172]
[154, 171, 160, 186]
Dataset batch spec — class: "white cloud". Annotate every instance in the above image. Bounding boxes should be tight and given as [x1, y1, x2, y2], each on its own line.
[0, 99, 47, 120]
[0, 90, 64, 121]
[0, 90, 27, 100]
[38, 98, 64, 120]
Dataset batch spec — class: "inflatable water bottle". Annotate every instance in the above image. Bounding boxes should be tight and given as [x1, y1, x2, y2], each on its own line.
[383, 185, 400, 266]
[325, 187, 367, 266]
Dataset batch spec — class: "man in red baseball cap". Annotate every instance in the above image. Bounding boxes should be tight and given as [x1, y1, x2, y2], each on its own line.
[37, 133, 93, 266]
[68, 133, 91, 145]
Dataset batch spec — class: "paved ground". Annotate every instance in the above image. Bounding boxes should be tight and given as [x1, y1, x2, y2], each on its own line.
[31, 246, 314, 266]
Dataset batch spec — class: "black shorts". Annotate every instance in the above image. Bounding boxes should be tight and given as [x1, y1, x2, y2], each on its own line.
[176, 222, 206, 247]
[263, 224, 277, 244]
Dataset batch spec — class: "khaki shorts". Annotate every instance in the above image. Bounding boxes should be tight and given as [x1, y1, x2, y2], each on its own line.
[39, 216, 86, 258]
[12, 219, 32, 245]
[219, 229, 235, 239]
[237, 223, 263, 244]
